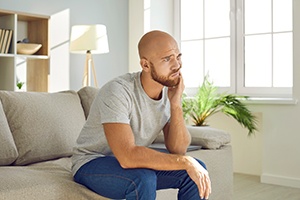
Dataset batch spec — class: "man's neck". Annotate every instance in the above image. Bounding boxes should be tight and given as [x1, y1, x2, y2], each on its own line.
[140, 71, 164, 100]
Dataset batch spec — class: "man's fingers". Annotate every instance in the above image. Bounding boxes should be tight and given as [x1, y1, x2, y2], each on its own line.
[196, 172, 211, 199]
[186, 157, 211, 199]
[204, 175, 211, 199]
[198, 172, 211, 200]
[198, 173, 205, 199]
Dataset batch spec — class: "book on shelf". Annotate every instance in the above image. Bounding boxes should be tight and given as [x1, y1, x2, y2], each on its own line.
[4, 30, 13, 53]
[0, 29, 5, 52]
[0, 29, 8, 53]
[0, 29, 13, 54]
[0, 29, 2, 45]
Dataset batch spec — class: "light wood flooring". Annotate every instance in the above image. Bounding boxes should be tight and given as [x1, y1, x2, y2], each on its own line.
[233, 173, 300, 200]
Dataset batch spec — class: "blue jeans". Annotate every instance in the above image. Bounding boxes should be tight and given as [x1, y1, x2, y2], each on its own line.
[74, 156, 207, 200]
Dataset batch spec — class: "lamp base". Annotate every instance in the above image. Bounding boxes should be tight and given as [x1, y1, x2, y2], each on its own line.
[83, 50, 98, 87]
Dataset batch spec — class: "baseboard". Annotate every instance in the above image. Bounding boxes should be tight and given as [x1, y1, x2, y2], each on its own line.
[261, 173, 300, 189]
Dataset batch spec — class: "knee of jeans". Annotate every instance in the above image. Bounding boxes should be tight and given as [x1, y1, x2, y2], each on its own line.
[131, 169, 157, 187]
[124, 169, 157, 199]
[135, 169, 157, 183]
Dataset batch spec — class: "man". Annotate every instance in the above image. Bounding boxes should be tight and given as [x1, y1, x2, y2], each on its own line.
[72, 30, 211, 200]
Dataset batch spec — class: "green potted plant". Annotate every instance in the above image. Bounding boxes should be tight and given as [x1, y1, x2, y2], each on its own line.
[182, 76, 258, 136]
[16, 81, 25, 90]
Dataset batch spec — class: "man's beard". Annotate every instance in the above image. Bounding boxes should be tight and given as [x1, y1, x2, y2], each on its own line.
[150, 62, 181, 87]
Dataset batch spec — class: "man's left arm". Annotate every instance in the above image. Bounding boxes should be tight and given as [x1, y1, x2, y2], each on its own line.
[163, 74, 191, 155]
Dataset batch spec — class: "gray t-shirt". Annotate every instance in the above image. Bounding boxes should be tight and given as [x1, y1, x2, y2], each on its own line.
[72, 72, 170, 175]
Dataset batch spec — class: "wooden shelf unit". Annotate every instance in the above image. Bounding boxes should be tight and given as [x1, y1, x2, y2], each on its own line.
[0, 9, 50, 92]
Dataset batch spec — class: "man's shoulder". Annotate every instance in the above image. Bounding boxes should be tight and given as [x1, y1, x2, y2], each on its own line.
[115, 72, 140, 85]
[100, 72, 140, 95]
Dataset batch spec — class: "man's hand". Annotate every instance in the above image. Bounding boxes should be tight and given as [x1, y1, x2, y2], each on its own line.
[167, 73, 184, 107]
[164, 73, 191, 154]
[185, 156, 212, 199]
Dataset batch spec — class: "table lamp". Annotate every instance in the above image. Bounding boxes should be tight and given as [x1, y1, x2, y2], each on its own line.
[70, 24, 109, 87]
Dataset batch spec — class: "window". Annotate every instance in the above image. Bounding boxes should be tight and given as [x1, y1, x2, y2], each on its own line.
[178, 0, 293, 98]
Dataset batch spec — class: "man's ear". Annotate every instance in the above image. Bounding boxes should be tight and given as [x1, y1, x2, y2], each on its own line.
[140, 58, 150, 72]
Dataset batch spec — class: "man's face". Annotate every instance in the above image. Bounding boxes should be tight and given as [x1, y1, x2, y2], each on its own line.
[149, 51, 182, 87]
[141, 34, 182, 87]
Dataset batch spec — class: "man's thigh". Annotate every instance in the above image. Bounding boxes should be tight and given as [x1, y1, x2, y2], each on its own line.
[74, 156, 157, 199]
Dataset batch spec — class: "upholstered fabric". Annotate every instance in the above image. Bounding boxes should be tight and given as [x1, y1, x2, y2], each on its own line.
[154, 126, 231, 149]
[0, 100, 18, 165]
[157, 145, 233, 200]
[187, 125, 231, 149]
[0, 157, 108, 200]
[77, 86, 99, 119]
[0, 90, 86, 165]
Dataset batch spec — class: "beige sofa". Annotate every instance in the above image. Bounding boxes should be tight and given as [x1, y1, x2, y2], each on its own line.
[0, 87, 233, 200]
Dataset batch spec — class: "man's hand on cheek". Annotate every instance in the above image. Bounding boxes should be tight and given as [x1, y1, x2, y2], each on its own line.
[168, 74, 185, 107]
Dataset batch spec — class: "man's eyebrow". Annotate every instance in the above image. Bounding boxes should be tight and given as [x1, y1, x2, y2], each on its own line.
[161, 55, 172, 59]
[161, 53, 182, 60]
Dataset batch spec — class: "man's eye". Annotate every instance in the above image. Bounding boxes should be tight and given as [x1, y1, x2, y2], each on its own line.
[163, 57, 171, 62]
[177, 53, 182, 60]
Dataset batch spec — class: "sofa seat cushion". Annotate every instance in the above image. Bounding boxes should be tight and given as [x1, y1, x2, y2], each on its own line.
[0, 90, 86, 165]
[0, 158, 108, 200]
[0, 100, 18, 165]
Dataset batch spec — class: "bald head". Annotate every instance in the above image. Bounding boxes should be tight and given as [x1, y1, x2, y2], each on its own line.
[138, 30, 178, 60]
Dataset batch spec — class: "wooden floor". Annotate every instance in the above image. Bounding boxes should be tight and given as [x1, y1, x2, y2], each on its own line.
[233, 173, 300, 200]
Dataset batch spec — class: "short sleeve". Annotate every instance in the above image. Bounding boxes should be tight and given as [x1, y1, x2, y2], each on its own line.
[98, 80, 132, 124]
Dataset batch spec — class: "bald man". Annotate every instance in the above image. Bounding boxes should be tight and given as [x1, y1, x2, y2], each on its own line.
[72, 30, 211, 200]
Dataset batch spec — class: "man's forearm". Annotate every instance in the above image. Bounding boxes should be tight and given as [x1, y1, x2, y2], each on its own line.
[165, 104, 191, 154]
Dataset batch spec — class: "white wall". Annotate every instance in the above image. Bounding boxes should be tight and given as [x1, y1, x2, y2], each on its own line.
[0, 0, 129, 91]
[128, 0, 174, 73]
[129, 0, 300, 188]
[128, 0, 144, 73]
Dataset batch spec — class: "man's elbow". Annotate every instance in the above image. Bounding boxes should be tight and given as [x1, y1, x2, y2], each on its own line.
[116, 151, 141, 169]
[118, 158, 135, 169]
[167, 146, 188, 155]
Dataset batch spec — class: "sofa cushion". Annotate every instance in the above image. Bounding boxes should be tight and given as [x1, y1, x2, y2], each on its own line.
[154, 126, 231, 149]
[0, 100, 18, 165]
[0, 158, 108, 200]
[0, 90, 86, 165]
[77, 86, 99, 119]
[187, 126, 231, 149]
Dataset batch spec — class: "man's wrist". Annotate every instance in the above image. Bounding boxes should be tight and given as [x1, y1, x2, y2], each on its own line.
[176, 155, 191, 170]
[170, 103, 183, 112]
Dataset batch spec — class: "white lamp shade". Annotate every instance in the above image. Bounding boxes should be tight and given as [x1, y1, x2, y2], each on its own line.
[70, 24, 109, 54]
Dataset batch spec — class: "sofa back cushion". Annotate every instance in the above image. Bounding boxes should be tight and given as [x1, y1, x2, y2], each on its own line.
[0, 90, 86, 165]
[0, 100, 18, 165]
[77, 86, 99, 119]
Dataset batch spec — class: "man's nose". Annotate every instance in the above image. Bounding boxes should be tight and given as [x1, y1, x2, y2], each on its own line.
[171, 59, 181, 70]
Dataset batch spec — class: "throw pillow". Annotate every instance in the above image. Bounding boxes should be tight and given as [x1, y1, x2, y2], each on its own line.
[0, 100, 18, 165]
[154, 126, 231, 149]
[0, 90, 86, 165]
[187, 125, 231, 149]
